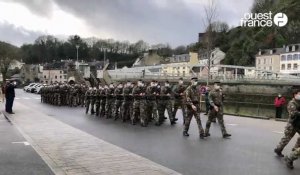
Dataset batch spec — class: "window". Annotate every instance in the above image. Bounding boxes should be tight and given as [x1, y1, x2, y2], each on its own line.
[287, 55, 292, 61]
[60, 71, 62, 74]
[269, 66, 272, 70]
[60, 76, 62, 78]
[263, 67, 266, 70]
[44, 75, 46, 78]
[281, 64, 285, 70]
[55, 76, 57, 79]
[64, 75, 67, 79]
[287, 64, 291, 70]
[45, 81, 48, 84]
[292, 46, 296, 52]
[293, 54, 298, 60]
[281, 55, 286, 61]
[263, 58, 266, 64]
[294, 64, 298, 70]
[183, 67, 186, 69]
[270, 58, 272, 64]
[258, 59, 261, 64]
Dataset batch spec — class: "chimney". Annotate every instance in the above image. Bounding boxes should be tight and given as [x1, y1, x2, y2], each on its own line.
[258, 49, 261, 55]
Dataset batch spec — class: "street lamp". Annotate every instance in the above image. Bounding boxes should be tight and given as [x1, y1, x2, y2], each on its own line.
[76, 45, 79, 70]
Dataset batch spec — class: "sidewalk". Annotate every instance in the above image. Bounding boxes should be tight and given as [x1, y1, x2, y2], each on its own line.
[3, 101, 180, 175]
[0, 111, 54, 175]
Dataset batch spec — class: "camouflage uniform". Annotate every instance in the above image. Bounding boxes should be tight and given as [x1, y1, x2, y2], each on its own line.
[205, 88, 229, 137]
[85, 89, 92, 114]
[275, 99, 300, 155]
[90, 89, 97, 114]
[184, 84, 205, 136]
[157, 85, 174, 125]
[99, 88, 106, 117]
[132, 85, 147, 126]
[146, 85, 158, 123]
[54, 85, 61, 106]
[172, 84, 186, 123]
[122, 85, 133, 122]
[95, 89, 101, 116]
[114, 86, 124, 120]
[80, 85, 87, 107]
[105, 87, 115, 118]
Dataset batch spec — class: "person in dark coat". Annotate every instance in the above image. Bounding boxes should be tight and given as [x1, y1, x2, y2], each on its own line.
[5, 80, 16, 114]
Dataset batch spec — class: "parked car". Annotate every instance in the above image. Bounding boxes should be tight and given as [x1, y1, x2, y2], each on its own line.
[34, 84, 44, 94]
[23, 83, 38, 92]
[29, 83, 41, 93]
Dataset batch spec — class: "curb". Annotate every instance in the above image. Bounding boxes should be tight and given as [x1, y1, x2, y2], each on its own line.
[1, 111, 66, 175]
[223, 113, 270, 120]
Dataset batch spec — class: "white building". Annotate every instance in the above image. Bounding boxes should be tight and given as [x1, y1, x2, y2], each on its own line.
[199, 48, 225, 66]
[9, 60, 25, 70]
[42, 69, 67, 84]
[280, 44, 300, 76]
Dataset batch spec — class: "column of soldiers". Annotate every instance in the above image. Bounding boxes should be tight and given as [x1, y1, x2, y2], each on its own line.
[40, 83, 88, 107]
[84, 78, 231, 139]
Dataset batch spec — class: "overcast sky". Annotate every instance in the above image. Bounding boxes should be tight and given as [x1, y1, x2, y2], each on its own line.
[0, 0, 253, 47]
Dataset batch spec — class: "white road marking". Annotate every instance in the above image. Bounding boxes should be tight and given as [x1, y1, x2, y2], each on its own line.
[226, 123, 238, 126]
[15, 98, 20, 100]
[34, 97, 41, 99]
[272, 131, 284, 134]
[23, 97, 30, 100]
[12, 141, 31, 146]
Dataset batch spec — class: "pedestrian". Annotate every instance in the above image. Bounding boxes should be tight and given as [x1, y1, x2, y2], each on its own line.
[204, 81, 231, 138]
[5, 80, 16, 114]
[274, 93, 286, 118]
[183, 77, 205, 139]
[0, 83, 4, 102]
[274, 89, 300, 157]
[283, 89, 300, 169]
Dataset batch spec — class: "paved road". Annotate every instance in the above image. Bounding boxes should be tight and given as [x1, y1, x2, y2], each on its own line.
[13, 89, 300, 175]
[0, 109, 54, 175]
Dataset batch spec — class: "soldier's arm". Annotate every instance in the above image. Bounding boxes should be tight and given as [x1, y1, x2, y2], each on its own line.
[287, 101, 300, 118]
[185, 87, 193, 106]
[208, 92, 216, 107]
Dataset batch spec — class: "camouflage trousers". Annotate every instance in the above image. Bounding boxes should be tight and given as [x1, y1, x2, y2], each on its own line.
[99, 98, 106, 117]
[61, 94, 67, 106]
[54, 93, 61, 106]
[173, 99, 186, 123]
[80, 94, 85, 107]
[105, 98, 115, 118]
[90, 99, 96, 114]
[69, 95, 77, 107]
[95, 99, 101, 116]
[114, 100, 123, 119]
[287, 129, 300, 161]
[121, 100, 133, 122]
[85, 99, 91, 114]
[132, 99, 147, 125]
[276, 122, 300, 152]
[184, 105, 204, 134]
[157, 100, 173, 124]
[146, 100, 158, 122]
[205, 106, 227, 135]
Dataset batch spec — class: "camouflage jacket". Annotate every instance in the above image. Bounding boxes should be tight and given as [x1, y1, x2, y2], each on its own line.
[114, 87, 123, 100]
[185, 85, 200, 106]
[160, 86, 172, 100]
[208, 89, 223, 107]
[146, 86, 157, 100]
[287, 99, 300, 128]
[123, 87, 133, 100]
[132, 86, 146, 100]
[173, 84, 186, 99]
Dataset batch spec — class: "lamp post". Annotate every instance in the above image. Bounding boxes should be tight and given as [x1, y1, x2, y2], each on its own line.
[76, 45, 79, 70]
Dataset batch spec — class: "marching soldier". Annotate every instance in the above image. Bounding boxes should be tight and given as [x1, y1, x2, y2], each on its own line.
[114, 83, 124, 120]
[157, 81, 176, 126]
[121, 81, 133, 122]
[275, 89, 300, 157]
[172, 77, 186, 124]
[105, 83, 115, 118]
[204, 81, 231, 138]
[132, 80, 147, 126]
[99, 85, 107, 117]
[146, 80, 158, 123]
[85, 87, 92, 114]
[183, 77, 205, 139]
[90, 87, 97, 114]
[95, 86, 102, 116]
[283, 89, 300, 169]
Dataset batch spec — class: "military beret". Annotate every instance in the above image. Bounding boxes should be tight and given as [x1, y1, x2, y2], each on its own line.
[191, 77, 198, 80]
[179, 77, 183, 80]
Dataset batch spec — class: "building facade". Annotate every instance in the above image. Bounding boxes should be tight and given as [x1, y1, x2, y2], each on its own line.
[42, 69, 67, 84]
[255, 48, 282, 73]
[279, 44, 300, 75]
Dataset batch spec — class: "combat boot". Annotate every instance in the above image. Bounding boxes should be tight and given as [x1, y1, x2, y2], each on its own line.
[223, 133, 231, 138]
[183, 131, 189, 137]
[284, 156, 294, 169]
[204, 133, 211, 137]
[200, 133, 205, 139]
[274, 148, 284, 157]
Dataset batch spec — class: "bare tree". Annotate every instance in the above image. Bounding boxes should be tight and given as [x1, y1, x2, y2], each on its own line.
[202, 0, 218, 85]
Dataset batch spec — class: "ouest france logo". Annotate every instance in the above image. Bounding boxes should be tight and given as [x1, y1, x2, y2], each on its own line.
[240, 12, 288, 27]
